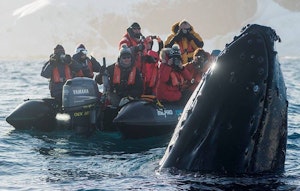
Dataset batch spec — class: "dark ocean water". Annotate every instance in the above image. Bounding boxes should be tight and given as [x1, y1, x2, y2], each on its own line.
[0, 59, 299, 191]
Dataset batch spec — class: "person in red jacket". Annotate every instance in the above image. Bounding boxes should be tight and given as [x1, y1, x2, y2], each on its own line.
[154, 45, 192, 102]
[119, 22, 146, 71]
[142, 35, 163, 94]
[182, 48, 212, 102]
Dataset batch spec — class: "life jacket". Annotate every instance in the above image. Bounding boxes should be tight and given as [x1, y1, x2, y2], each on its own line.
[76, 59, 94, 78]
[52, 65, 72, 83]
[148, 65, 158, 88]
[113, 63, 136, 85]
[178, 40, 194, 57]
[144, 50, 159, 85]
[119, 33, 146, 71]
[148, 50, 159, 59]
[170, 71, 185, 87]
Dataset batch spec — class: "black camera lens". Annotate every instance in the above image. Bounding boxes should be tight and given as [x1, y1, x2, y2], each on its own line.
[197, 56, 205, 63]
[173, 58, 180, 66]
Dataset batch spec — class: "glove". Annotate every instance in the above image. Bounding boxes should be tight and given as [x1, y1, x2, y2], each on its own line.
[64, 54, 72, 64]
[50, 54, 57, 63]
[91, 55, 95, 61]
[186, 33, 195, 41]
[90, 56, 99, 64]
[174, 29, 183, 41]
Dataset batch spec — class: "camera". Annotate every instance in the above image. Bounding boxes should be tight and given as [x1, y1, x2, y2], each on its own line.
[173, 57, 181, 66]
[59, 54, 71, 64]
[60, 54, 66, 61]
[169, 46, 181, 58]
[194, 56, 207, 69]
[169, 45, 182, 67]
[196, 56, 205, 63]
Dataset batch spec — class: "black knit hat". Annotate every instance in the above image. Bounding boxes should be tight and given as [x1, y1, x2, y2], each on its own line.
[119, 44, 132, 58]
[54, 44, 65, 54]
[130, 22, 141, 29]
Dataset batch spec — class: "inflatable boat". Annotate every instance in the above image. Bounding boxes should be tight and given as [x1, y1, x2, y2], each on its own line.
[6, 77, 100, 135]
[6, 77, 183, 138]
[113, 99, 183, 139]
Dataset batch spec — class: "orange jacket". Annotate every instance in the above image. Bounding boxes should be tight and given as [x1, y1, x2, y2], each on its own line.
[113, 63, 137, 85]
[119, 32, 145, 70]
[52, 65, 72, 83]
[155, 63, 192, 102]
[75, 59, 94, 78]
[165, 22, 204, 64]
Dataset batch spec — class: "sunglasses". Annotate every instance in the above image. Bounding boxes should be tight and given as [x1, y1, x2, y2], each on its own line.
[132, 27, 141, 30]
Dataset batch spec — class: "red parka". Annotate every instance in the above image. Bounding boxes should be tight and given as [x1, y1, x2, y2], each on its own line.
[155, 63, 192, 102]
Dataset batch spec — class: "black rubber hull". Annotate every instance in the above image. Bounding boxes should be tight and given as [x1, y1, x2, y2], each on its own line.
[113, 100, 183, 139]
[117, 124, 175, 139]
[6, 78, 101, 135]
[159, 24, 288, 174]
[6, 98, 58, 131]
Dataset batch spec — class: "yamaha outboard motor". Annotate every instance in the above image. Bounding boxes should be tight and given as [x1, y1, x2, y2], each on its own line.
[62, 77, 100, 135]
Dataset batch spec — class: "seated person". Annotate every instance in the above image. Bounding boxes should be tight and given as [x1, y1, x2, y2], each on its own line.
[95, 44, 143, 107]
[41, 44, 79, 104]
[182, 48, 212, 102]
[154, 45, 192, 102]
[142, 35, 163, 94]
[164, 20, 204, 64]
[119, 22, 146, 71]
[72, 44, 101, 78]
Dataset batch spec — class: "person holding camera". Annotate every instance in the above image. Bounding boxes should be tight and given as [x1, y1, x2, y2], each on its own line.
[72, 44, 101, 79]
[165, 20, 204, 64]
[41, 44, 80, 104]
[95, 44, 144, 107]
[142, 35, 163, 94]
[119, 22, 147, 71]
[154, 45, 192, 102]
[181, 48, 212, 102]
